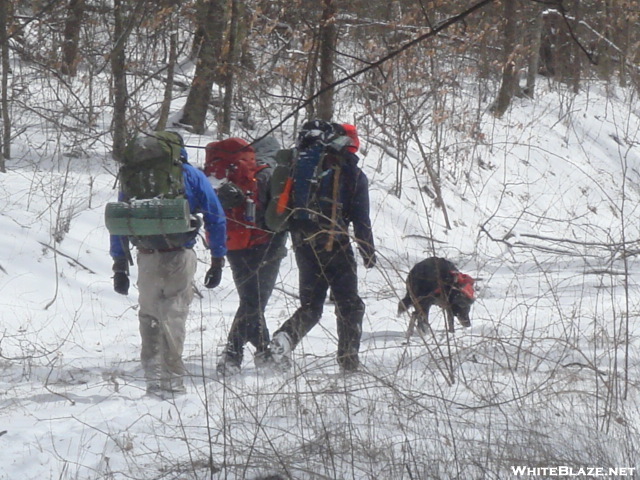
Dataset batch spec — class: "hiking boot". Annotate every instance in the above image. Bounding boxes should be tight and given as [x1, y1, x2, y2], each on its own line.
[270, 332, 292, 359]
[255, 349, 292, 373]
[216, 348, 242, 377]
[146, 381, 186, 399]
[253, 350, 272, 370]
[263, 332, 293, 372]
[337, 346, 360, 373]
[146, 381, 162, 396]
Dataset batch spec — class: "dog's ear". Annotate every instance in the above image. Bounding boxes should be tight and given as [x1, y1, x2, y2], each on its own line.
[453, 272, 475, 300]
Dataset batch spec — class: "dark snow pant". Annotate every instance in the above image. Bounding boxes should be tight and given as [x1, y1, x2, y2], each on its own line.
[224, 233, 287, 362]
[274, 241, 365, 369]
[137, 248, 197, 392]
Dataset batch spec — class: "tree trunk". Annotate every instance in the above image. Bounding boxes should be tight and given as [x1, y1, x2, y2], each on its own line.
[1, 0, 11, 169]
[524, 9, 542, 98]
[220, 0, 241, 136]
[111, 0, 128, 160]
[304, 36, 319, 121]
[491, 0, 519, 118]
[156, 15, 178, 131]
[317, 0, 337, 122]
[61, 0, 85, 76]
[570, 0, 581, 93]
[190, 0, 208, 60]
[180, 0, 226, 134]
[618, 7, 630, 87]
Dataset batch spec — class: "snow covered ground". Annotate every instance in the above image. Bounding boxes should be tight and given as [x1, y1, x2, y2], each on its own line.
[1, 82, 639, 479]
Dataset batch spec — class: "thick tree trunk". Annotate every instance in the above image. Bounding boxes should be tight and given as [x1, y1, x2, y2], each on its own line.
[61, 0, 85, 76]
[180, 0, 225, 134]
[317, 0, 336, 122]
[570, 0, 581, 93]
[0, 0, 9, 169]
[111, 0, 128, 160]
[156, 24, 178, 131]
[524, 10, 542, 98]
[220, 0, 241, 136]
[491, 0, 519, 118]
[190, 0, 207, 60]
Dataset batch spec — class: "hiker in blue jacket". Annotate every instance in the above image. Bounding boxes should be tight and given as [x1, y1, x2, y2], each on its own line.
[110, 146, 227, 396]
[264, 121, 376, 372]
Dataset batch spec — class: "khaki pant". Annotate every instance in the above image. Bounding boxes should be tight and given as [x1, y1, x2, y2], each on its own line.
[137, 249, 197, 392]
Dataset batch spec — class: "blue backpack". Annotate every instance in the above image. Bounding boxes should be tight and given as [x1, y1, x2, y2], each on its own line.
[264, 120, 352, 233]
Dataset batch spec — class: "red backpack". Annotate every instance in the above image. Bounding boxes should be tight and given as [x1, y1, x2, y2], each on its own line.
[204, 138, 270, 251]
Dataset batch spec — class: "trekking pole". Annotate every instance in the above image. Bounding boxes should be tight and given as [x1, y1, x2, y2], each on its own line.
[325, 165, 341, 252]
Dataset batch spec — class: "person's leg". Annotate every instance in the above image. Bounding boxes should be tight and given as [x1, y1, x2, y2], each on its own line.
[326, 246, 364, 371]
[254, 234, 288, 316]
[137, 253, 165, 391]
[222, 250, 258, 369]
[160, 250, 196, 390]
[273, 243, 327, 347]
[242, 238, 287, 351]
[138, 249, 196, 392]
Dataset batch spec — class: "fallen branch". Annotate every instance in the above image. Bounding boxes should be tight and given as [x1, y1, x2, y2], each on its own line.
[38, 241, 96, 275]
[517, 232, 640, 249]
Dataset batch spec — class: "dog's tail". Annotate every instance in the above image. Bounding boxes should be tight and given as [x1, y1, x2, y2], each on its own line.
[397, 295, 412, 315]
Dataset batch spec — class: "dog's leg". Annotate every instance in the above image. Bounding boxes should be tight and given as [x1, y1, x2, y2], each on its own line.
[446, 309, 455, 333]
[407, 311, 419, 336]
[416, 308, 430, 336]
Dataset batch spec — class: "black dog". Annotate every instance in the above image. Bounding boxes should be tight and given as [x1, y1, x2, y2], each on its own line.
[398, 257, 476, 334]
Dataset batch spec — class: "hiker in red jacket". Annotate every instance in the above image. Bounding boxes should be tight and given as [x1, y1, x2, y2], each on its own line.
[204, 136, 287, 376]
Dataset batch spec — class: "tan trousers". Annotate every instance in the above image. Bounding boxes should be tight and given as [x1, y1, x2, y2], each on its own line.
[137, 249, 197, 392]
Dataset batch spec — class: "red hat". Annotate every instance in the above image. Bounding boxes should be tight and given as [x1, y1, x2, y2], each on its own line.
[342, 123, 360, 153]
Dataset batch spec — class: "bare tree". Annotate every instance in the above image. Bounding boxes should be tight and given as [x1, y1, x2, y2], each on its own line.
[189, 0, 208, 60]
[0, 0, 10, 169]
[220, 0, 242, 135]
[180, 0, 226, 134]
[568, 0, 581, 93]
[317, 0, 337, 121]
[524, 6, 543, 97]
[60, 0, 85, 76]
[491, 0, 520, 117]
[111, 0, 128, 160]
[156, 8, 179, 131]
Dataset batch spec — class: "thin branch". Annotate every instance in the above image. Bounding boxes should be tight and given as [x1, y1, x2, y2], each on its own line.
[38, 241, 97, 274]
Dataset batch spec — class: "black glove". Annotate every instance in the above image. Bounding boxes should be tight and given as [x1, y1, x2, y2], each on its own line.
[364, 254, 377, 269]
[113, 272, 130, 295]
[205, 257, 225, 289]
[112, 258, 130, 295]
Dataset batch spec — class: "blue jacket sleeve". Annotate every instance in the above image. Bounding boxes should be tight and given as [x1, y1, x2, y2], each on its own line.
[183, 163, 227, 258]
[109, 191, 130, 260]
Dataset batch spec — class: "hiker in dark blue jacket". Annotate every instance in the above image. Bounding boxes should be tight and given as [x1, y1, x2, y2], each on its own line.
[110, 151, 227, 396]
[263, 121, 376, 372]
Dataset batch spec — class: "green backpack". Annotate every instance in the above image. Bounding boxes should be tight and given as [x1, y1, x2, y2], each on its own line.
[119, 131, 185, 201]
[105, 131, 197, 249]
